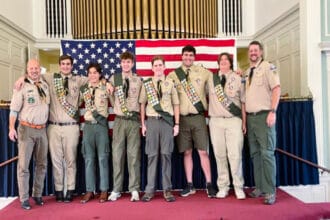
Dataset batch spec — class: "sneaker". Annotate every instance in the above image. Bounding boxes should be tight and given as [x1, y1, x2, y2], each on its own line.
[180, 183, 196, 197]
[130, 190, 139, 202]
[248, 188, 264, 198]
[206, 183, 217, 198]
[264, 193, 276, 205]
[108, 191, 121, 201]
[163, 190, 176, 202]
[141, 192, 154, 202]
[21, 200, 31, 210]
[216, 188, 229, 199]
[234, 188, 246, 200]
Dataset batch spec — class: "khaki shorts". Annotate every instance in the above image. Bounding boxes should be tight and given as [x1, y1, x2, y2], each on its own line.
[177, 114, 209, 153]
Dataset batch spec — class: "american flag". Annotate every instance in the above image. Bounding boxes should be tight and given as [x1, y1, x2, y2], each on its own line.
[61, 39, 236, 133]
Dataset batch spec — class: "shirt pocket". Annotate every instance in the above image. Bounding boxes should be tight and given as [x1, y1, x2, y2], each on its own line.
[254, 72, 264, 86]
[25, 90, 38, 107]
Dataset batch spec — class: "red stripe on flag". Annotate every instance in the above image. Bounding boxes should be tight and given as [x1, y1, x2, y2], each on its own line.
[135, 54, 220, 62]
[137, 68, 219, 77]
[136, 39, 235, 47]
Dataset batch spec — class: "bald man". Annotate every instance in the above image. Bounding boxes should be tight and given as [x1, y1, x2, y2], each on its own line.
[9, 59, 50, 210]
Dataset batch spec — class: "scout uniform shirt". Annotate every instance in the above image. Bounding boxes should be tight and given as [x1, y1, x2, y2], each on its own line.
[43, 73, 88, 122]
[167, 65, 211, 115]
[10, 78, 50, 125]
[83, 82, 110, 122]
[208, 71, 245, 117]
[139, 76, 180, 116]
[109, 73, 142, 116]
[244, 59, 280, 113]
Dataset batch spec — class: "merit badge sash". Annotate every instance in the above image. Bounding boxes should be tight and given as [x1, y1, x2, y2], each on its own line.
[80, 84, 108, 127]
[143, 78, 174, 126]
[114, 73, 139, 121]
[213, 73, 241, 118]
[53, 73, 79, 120]
[174, 67, 204, 114]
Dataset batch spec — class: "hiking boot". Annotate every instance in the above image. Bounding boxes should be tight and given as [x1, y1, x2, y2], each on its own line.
[64, 190, 74, 203]
[108, 191, 121, 201]
[99, 191, 108, 203]
[163, 190, 175, 202]
[141, 192, 154, 202]
[80, 192, 94, 203]
[206, 183, 217, 198]
[180, 183, 196, 197]
[249, 188, 265, 198]
[264, 193, 276, 205]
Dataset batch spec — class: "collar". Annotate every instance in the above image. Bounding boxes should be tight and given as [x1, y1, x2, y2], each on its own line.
[88, 82, 102, 89]
[60, 73, 72, 78]
[251, 58, 263, 69]
[122, 72, 133, 79]
[152, 75, 165, 83]
[218, 70, 232, 77]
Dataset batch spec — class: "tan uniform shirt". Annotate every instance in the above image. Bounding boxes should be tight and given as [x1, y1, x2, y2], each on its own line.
[10, 78, 50, 125]
[167, 65, 211, 115]
[139, 76, 180, 116]
[43, 73, 88, 122]
[83, 82, 110, 121]
[245, 59, 280, 113]
[109, 73, 142, 116]
[208, 71, 245, 117]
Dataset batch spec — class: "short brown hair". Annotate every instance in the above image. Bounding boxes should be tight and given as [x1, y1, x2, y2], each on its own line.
[249, 40, 264, 51]
[217, 52, 233, 70]
[120, 51, 135, 61]
[59, 54, 73, 65]
[151, 55, 165, 65]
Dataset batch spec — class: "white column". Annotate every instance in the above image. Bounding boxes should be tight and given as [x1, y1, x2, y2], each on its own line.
[300, 0, 324, 166]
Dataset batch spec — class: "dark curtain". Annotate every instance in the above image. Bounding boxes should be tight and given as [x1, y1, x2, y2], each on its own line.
[0, 100, 319, 197]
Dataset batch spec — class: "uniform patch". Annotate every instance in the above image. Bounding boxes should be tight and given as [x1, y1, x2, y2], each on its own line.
[270, 64, 277, 74]
[28, 97, 35, 104]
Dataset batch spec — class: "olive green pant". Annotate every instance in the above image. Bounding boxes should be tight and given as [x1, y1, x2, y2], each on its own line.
[82, 123, 110, 192]
[247, 112, 276, 194]
[112, 117, 141, 192]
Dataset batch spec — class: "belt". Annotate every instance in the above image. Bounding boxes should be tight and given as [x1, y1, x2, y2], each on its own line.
[20, 120, 46, 129]
[148, 116, 162, 120]
[84, 120, 98, 124]
[181, 113, 201, 117]
[115, 115, 131, 120]
[48, 121, 79, 126]
[246, 110, 270, 116]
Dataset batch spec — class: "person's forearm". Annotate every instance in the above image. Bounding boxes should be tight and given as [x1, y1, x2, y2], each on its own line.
[271, 86, 281, 110]
[174, 105, 180, 124]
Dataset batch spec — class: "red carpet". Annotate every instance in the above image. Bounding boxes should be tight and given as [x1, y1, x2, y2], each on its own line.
[1, 189, 329, 220]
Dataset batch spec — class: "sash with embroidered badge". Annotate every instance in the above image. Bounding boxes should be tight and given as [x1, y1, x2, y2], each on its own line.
[143, 78, 174, 126]
[53, 73, 79, 120]
[213, 73, 242, 118]
[174, 67, 204, 114]
[80, 83, 108, 127]
[113, 73, 139, 121]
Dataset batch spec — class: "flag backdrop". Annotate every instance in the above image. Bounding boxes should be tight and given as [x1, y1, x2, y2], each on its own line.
[60, 39, 236, 133]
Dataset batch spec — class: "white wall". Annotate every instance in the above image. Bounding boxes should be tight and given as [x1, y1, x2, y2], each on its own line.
[0, 0, 33, 35]
[254, 0, 300, 33]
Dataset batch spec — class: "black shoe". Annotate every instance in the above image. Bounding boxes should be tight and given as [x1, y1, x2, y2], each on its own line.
[32, 197, 44, 206]
[55, 191, 64, 202]
[180, 183, 196, 197]
[206, 183, 217, 198]
[21, 200, 31, 210]
[64, 190, 74, 203]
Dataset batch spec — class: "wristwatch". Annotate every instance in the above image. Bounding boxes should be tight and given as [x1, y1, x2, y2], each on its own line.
[270, 108, 276, 113]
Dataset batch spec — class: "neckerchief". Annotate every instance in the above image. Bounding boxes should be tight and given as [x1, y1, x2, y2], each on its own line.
[24, 78, 47, 101]
[53, 73, 78, 120]
[174, 67, 204, 114]
[213, 72, 241, 118]
[114, 73, 139, 121]
[143, 78, 174, 126]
